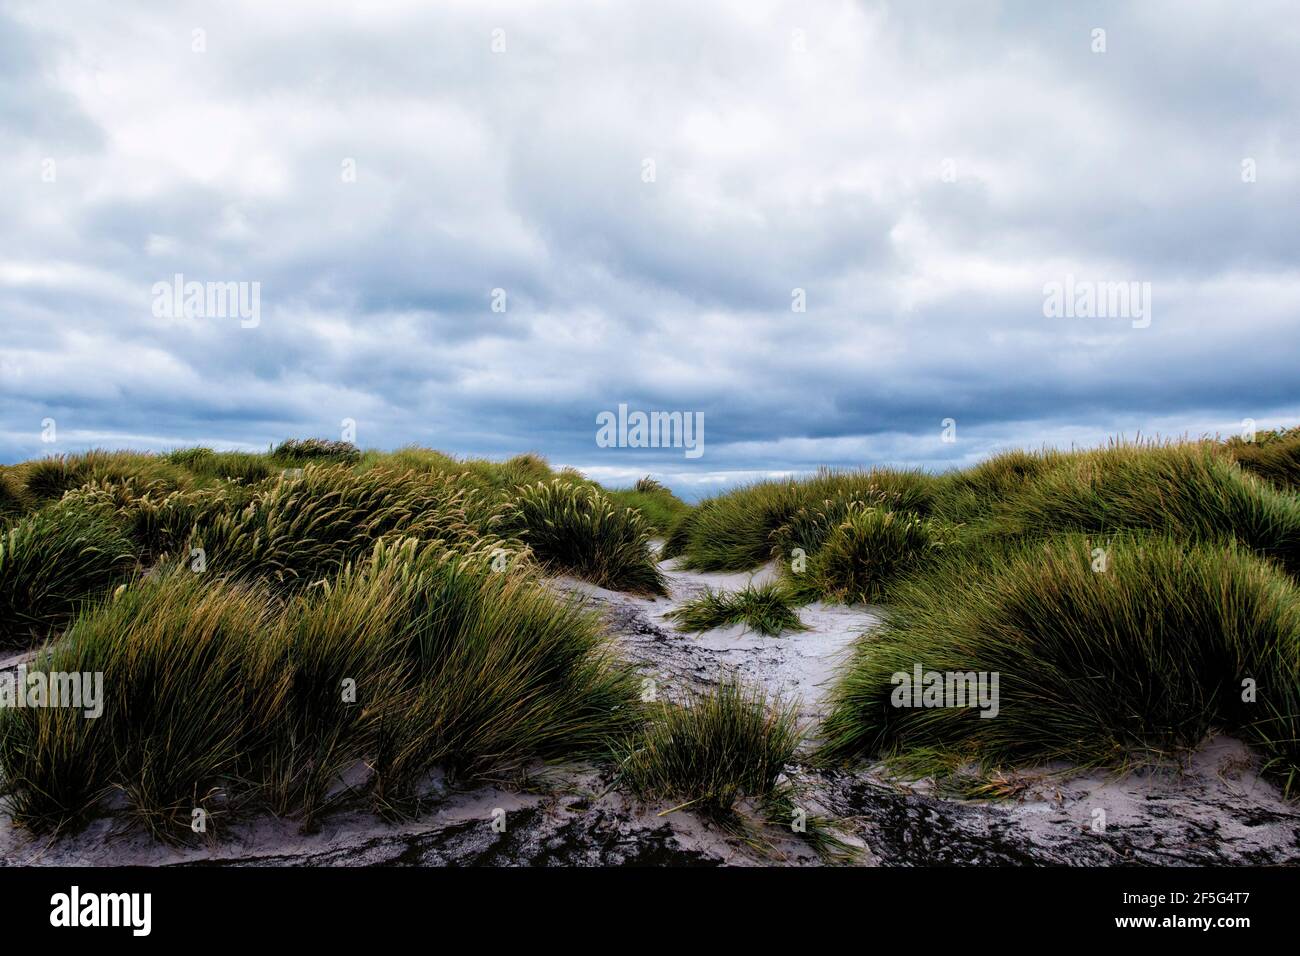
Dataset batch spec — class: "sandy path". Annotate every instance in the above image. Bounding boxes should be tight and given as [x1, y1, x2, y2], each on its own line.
[548, 555, 878, 727]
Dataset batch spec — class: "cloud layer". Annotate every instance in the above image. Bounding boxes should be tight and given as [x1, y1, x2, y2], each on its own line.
[3, 0, 1298, 497]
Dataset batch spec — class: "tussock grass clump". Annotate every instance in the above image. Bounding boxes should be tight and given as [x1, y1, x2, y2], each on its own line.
[218, 452, 274, 485]
[0, 570, 294, 835]
[0, 502, 136, 647]
[932, 447, 1070, 523]
[359, 448, 558, 493]
[605, 482, 690, 535]
[992, 443, 1300, 571]
[667, 582, 807, 636]
[165, 446, 216, 469]
[62, 480, 253, 562]
[660, 506, 702, 560]
[171, 448, 274, 484]
[464, 452, 554, 491]
[819, 534, 1300, 795]
[359, 445, 463, 477]
[17, 450, 191, 504]
[618, 678, 800, 819]
[635, 476, 666, 494]
[673, 468, 935, 572]
[768, 492, 874, 559]
[503, 480, 666, 595]
[272, 438, 361, 465]
[191, 465, 510, 588]
[365, 540, 643, 804]
[0, 468, 31, 521]
[672, 479, 801, 570]
[0, 538, 642, 835]
[1226, 429, 1300, 491]
[2, 572, 281, 837]
[17, 454, 107, 503]
[789, 507, 957, 605]
[266, 538, 641, 818]
[260, 554, 413, 823]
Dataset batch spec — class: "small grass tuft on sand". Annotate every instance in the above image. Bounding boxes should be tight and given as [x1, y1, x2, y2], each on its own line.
[617, 677, 800, 818]
[666, 581, 808, 636]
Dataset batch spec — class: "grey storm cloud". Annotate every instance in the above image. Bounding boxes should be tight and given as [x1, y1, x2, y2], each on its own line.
[1, 0, 1298, 498]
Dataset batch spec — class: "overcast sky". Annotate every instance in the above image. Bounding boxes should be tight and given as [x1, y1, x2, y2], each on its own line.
[2, 1, 1297, 497]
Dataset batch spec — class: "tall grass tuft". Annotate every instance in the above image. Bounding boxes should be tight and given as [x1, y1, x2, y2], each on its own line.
[168, 447, 274, 484]
[502, 480, 666, 595]
[617, 678, 801, 819]
[0, 538, 643, 835]
[673, 468, 935, 572]
[366, 539, 643, 805]
[1226, 428, 1300, 491]
[666, 582, 808, 636]
[17, 450, 191, 504]
[272, 438, 362, 465]
[932, 447, 1069, 523]
[990, 442, 1300, 571]
[0, 468, 31, 521]
[358, 448, 561, 496]
[0, 571, 281, 835]
[62, 480, 254, 563]
[164, 446, 216, 470]
[467, 452, 555, 490]
[0, 502, 137, 647]
[261, 537, 635, 819]
[788, 507, 957, 605]
[190, 465, 511, 588]
[660, 506, 702, 560]
[358, 445, 463, 476]
[260, 552, 412, 824]
[605, 481, 690, 535]
[819, 534, 1300, 795]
